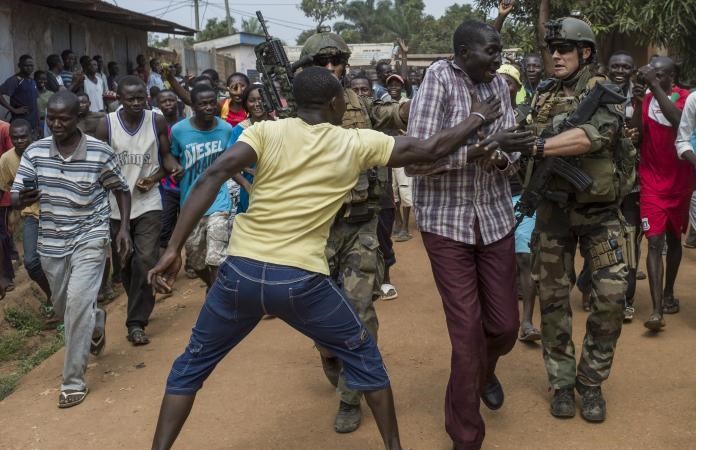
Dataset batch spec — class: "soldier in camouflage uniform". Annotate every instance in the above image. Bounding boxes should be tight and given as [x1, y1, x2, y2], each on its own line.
[299, 29, 408, 433]
[524, 17, 634, 422]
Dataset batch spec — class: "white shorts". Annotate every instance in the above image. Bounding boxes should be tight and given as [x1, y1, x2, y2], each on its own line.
[392, 167, 413, 207]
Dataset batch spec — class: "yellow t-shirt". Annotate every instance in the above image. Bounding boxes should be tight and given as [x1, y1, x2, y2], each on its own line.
[0, 149, 39, 218]
[230, 118, 395, 274]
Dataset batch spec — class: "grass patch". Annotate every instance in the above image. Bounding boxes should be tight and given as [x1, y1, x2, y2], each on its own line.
[0, 332, 64, 400]
[4, 305, 43, 336]
[0, 331, 28, 362]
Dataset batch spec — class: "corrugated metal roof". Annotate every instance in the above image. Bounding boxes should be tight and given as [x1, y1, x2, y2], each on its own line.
[22, 0, 195, 36]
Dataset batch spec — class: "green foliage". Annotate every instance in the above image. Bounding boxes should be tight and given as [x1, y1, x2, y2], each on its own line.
[0, 331, 27, 362]
[299, 0, 346, 27]
[241, 17, 264, 35]
[148, 33, 170, 49]
[0, 332, 64, 400]
[297, 29, 318, 45]
[196, 17, 236, 42]
[582, 0, 696, 78]
[4, 305, 43, 336]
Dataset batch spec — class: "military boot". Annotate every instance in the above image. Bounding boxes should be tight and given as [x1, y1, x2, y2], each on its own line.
[576, 382, 606, 422]
[550, 387, 575, 418]
[334, 401, 361, 433]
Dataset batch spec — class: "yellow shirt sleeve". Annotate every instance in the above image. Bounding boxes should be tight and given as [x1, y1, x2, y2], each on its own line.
[238, 121, 265, 159]
[351, 129, 395, 170]
[0, 153, 13, 192]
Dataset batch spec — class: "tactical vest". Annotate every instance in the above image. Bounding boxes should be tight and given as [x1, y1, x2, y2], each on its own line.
[339, 88, 389, 223]
[527, 68, 636, 204]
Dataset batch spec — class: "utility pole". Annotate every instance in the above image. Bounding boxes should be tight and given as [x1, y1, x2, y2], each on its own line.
[194, 0, 200, 32]
[224, 0, 234, 34]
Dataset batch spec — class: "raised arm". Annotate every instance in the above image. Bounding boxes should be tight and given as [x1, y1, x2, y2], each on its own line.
[493, 0, 515, 32]
[148, 141, 258, 292]
[637, 65, 682, 128]
[387, 95, 534, 167]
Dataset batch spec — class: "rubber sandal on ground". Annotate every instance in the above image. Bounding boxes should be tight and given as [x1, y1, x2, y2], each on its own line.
[380, 284, 398, 301]
[127, 327, 150, 346]
[518, 325, 541, 342]
[662, 296, 680, 314]
[644, 314, 665, 331]
[58, 388, 89, 409]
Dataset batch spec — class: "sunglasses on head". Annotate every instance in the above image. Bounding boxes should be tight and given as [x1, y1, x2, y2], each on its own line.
[548, 42, 577, 55]
[313, 54, 346, 67]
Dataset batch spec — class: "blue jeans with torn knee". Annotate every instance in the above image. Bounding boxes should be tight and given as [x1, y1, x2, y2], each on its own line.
[166, 256, 390, 395]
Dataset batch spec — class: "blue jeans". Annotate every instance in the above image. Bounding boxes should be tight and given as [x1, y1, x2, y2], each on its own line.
[166, 256, 390, 395]
[22, 216, 49, 290]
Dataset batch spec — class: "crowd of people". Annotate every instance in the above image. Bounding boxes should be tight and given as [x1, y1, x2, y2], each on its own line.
[0, 2, 696, 450]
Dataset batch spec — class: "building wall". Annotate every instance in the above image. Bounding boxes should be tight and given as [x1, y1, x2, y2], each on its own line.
[218, 45, 259, 74]
[0, 0, 147, 82]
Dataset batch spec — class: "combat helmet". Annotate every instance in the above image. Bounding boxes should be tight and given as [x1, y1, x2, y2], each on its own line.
[544, 17, 596, 63]
[300, 26, 351, 61]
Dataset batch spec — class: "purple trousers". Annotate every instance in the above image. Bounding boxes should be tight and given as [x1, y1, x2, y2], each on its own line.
[421, 229, 518, 450]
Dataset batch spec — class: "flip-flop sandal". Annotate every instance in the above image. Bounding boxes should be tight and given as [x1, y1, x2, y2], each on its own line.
[58, 388, 89, 409]
[518, 326, 541, 342]
[394, 232, 412, 242]
[127, 327, 150, 346]
[644, 314, 666, 331]
[380, 284, 398, 301]
[663, 296, 680, 314]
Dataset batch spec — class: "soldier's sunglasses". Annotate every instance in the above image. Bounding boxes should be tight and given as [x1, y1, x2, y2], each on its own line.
[548, 42, 577, 55]
[313, 54, 346, 67]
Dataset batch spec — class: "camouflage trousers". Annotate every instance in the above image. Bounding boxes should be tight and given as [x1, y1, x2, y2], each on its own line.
[532, 200, 628, 389]
[324, 214, 384, 405]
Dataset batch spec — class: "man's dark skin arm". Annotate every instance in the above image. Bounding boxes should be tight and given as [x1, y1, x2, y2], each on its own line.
[0, 93, 28, 115]
[637, 65, 682, 128]
[493, 0, 514, 32]
[136, 115, 183, 192]
[387, 97, 534, 167]
[112, 189, 133, 264]
[163, 71, 192, 106]
[682, 150, 696, 167]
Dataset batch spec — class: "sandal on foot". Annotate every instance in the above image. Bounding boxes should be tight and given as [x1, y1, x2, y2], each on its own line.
[394, 231, 412, 242]
[518, 324, 541, 342]
[58, 388, 89, 409]
[380, 284, 398, 301]
[644, 314, 666, 331]
[127, 327, 150, 346]
[663, 296, 680, 314]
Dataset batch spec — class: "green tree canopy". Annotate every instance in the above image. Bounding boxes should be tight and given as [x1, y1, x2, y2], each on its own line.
[299, 0, 346, 28]
[195, 17, 236, 42]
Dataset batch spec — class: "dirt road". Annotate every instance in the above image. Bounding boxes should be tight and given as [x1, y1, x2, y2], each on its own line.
[0, 235, 695, 450]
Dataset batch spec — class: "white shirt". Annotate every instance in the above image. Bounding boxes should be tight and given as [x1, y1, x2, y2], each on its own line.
[107, 110, 163, 219]
[83, 75, 106, 112]
[147, 72, 165, 91]
[676, 91, 696, 158]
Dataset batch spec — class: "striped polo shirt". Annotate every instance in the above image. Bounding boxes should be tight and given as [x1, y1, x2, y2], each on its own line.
[11, 132, 129, 258]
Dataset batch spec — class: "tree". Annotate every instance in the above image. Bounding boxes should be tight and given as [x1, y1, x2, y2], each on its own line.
[241, 17, 263, 34]
[196, 17, 236, 42]
[296, 29, 318, 45]
[148, 32, 170, 48]
[299, 0, 346, 28]
[582, 0, 696, 79]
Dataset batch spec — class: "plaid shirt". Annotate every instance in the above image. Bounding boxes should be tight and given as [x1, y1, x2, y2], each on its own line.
[406, 60, 517, 245]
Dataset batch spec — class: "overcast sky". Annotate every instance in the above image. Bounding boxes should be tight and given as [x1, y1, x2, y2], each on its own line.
[114, 0, 466, 45]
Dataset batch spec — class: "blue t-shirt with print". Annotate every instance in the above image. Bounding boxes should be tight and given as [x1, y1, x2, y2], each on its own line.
[170, 117, 232, 216]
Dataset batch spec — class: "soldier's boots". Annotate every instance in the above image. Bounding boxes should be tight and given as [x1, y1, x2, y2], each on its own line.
[550, 387, 576, 418]
[320, 354, 341, 388]
[334, 401, 362, 433]
[576, 383, 606, 422]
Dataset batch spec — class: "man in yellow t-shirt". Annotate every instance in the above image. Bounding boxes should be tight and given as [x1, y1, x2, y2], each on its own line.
[0, 119, 51, 306]
[147, 66, 511, 450]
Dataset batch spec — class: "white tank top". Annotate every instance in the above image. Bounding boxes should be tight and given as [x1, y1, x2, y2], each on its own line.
[107, 109, 163, 220]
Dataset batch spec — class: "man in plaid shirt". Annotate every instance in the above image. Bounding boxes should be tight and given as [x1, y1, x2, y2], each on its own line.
[406, 20, 534, 450]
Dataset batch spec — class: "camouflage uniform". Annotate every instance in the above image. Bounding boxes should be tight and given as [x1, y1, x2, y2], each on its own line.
[527, 67, 631, 389]
[326, 88, 403, 405]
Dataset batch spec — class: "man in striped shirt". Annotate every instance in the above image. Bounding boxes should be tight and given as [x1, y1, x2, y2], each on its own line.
[406, 20, 533, 450]
[11, 91, 132, 409]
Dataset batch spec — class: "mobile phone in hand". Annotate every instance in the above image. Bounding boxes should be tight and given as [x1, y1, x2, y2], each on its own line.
[22, 178, 37, 190]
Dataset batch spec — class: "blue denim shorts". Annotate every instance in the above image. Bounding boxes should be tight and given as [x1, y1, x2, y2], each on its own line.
[166, 256, 390, 395]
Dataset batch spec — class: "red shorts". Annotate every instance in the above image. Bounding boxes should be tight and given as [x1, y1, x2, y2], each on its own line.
[640, 194, 691, 238]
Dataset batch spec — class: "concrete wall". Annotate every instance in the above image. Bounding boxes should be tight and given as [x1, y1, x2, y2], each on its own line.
[218, 45, 258, 74]
[0, 0, 147, 82]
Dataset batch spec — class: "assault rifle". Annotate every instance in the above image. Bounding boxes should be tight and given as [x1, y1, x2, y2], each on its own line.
[254, 11, 311, 118]
[514, 81, 626, 227]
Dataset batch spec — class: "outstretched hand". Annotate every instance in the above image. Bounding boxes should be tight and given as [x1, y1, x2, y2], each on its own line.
[148, 248, 183, 294]
[480, 126, 535, 154]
